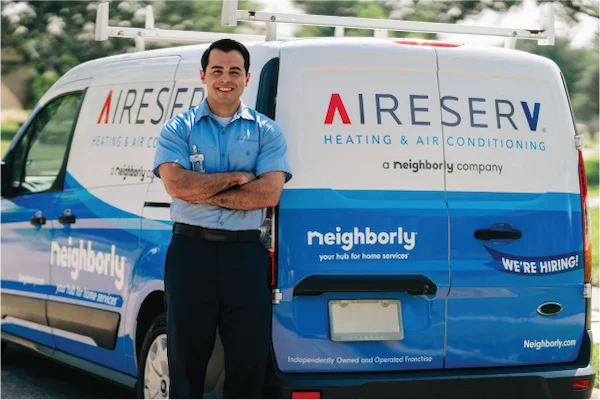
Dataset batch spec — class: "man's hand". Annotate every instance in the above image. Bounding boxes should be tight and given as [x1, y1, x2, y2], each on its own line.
[237, 171, 257, 186]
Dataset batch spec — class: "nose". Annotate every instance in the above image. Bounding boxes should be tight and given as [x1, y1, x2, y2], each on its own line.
[219, 73, 232, 84]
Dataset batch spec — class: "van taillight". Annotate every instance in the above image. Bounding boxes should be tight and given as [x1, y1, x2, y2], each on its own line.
[292, 392, 321, 399]
[572, 379, 590, 390]
[578, 150, 592, 283]
[268, 250, 275, 286]
[259, 207, 277, 287]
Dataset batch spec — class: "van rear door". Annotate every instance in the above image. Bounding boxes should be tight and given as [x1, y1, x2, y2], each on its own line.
[272, 39, 449, 373]
[435, 46, 585, 368]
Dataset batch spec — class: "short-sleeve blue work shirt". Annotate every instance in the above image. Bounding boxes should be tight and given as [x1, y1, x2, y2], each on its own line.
[153, 100, 292, 231]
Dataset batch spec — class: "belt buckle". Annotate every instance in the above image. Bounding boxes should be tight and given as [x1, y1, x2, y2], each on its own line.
[204, 230, 228, 242]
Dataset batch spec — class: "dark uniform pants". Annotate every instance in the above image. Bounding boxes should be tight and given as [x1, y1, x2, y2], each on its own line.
[165, 232, 271, 399]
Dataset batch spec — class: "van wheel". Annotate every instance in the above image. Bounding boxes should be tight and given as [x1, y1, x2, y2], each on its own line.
[136, 313, 169, 399]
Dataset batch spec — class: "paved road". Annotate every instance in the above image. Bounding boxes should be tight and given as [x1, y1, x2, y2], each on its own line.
[1, 342, 598, 399]
[1, 344, 133, 399]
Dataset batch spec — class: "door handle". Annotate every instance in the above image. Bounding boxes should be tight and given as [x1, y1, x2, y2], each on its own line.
[474, 228, 522, 240]
[58, 215, 76, 225]
[293, 274, 437, 296]
[29, 216, 46, 226]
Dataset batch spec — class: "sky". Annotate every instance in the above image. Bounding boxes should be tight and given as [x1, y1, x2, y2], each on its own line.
[256, 0, 598, 48]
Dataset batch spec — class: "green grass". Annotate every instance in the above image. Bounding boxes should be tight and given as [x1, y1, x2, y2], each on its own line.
[1, 121, 20, 137]
[587, 152, 599, 287]
[586, 155, 599, 199]
[593, 344, 599, 388]
[1, 140, 11, 157]
[592, 207, 599, 287]
[1, 121, 19, 157]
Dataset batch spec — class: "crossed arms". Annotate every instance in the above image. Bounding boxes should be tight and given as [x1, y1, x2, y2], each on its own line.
[158, 162, 286, 211]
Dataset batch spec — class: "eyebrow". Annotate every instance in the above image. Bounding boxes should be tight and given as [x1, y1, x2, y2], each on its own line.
[210, 65, 242, 71]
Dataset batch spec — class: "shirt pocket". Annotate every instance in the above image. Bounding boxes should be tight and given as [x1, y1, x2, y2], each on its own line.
[229, 143, 259, 172]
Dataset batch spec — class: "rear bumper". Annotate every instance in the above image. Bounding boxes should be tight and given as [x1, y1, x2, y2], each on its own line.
[266, 330, 596, 399]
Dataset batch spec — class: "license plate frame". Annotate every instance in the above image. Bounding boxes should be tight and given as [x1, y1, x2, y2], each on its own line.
[328, 299, 404, 342]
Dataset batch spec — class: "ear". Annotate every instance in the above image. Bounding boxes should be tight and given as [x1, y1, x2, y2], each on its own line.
[245, 71, 251, 87]
[200, 69, 206, 84]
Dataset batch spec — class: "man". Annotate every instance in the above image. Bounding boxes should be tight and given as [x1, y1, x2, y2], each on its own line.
[153, 39, 292, 399]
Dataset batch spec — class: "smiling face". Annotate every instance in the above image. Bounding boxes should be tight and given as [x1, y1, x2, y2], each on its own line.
[200, 48, 251, 117]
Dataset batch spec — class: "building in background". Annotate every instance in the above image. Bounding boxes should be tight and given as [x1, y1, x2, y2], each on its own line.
[1, 48, 29, 123]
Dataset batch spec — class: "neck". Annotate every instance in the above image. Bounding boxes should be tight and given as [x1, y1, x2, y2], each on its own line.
[206, 98, 241, 118]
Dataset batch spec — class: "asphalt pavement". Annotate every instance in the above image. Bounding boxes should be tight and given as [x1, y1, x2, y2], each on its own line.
[1, 344, 133, 399]
[590, 286, 599, 399]
[2, 340, 598, 399]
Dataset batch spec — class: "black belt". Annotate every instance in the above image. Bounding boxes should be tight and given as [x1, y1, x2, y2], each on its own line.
[173, 223, 260, 242]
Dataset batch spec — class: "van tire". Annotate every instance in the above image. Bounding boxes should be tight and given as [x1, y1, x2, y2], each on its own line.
[136, 313, 169, 399]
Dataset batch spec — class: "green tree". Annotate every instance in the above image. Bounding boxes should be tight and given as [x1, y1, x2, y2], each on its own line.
[292, 1, 598, 38]
[517, 37, 599, 121]
[294, 1, 393, 38]
[517, 39, 585, 96]
[571, 37, 599, 121]
[1, 1, 147, 106]
[149, 1, 258, 35]
[1, 1, 257, 107]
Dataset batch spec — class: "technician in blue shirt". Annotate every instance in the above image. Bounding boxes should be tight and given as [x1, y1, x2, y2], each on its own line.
[153, 39, 292, 399]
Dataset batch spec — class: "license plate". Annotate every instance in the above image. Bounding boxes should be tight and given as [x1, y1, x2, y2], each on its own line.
[328, 299, 404, 342]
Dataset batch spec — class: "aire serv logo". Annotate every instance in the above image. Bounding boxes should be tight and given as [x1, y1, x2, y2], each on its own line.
[96, 87, 205, 125]
[308, 227, 417, 251]
[323, 93, 541, 131]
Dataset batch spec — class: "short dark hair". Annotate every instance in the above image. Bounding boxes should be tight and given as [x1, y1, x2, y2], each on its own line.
[201, 39, 250, 74]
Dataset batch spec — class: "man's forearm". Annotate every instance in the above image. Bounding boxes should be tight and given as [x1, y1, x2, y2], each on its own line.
[160, 163, 242, 202]
[207, 188, 271, 210]
[207, 174, 283, 211]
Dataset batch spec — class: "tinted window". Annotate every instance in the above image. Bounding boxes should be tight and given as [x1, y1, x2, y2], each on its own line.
[10, 93, 82, 195]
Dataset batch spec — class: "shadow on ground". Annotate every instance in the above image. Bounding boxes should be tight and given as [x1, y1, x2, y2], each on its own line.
[1, 344, 134, 399]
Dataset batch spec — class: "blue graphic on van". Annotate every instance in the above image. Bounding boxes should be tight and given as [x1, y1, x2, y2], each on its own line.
[50, 238, 127, 290]
[484, 246, 582, 275]
[521, 102, 541, 131]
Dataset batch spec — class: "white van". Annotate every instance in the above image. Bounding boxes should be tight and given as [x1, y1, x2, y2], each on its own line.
[1, 2, 595, 398]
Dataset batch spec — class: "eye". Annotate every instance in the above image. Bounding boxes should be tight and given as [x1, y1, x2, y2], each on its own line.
[231, 71, 239, 76]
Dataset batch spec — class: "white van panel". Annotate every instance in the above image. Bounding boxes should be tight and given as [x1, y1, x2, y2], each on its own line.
[67, 81, 177, 191]
[40, 78, 92, 106]
[278, 38, 445, 191]
[90, 56, 181, 86]
[435, 47, 579, 194]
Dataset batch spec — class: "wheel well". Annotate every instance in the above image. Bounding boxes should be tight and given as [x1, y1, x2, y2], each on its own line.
[135, 291, 165, 362]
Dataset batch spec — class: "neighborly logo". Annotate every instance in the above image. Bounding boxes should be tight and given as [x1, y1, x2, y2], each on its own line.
[484, 246, 581, 276]
[307, 226, 417, 251]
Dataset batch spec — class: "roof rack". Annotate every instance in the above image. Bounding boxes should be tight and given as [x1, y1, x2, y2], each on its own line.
[94, 2, 288, 51]
[221, 0, 555, 48]
[95, 1, 555, 51]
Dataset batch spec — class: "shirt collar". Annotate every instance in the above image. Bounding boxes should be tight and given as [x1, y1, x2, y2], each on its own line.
[195, 99, 255, 124]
